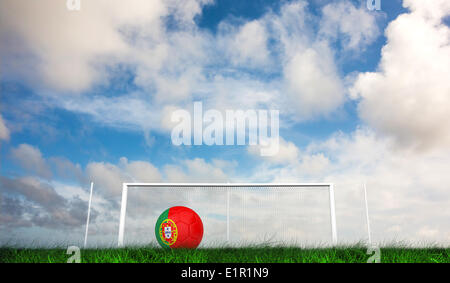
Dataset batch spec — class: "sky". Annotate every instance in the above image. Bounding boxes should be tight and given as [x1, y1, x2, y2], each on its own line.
[0, 0, 450, 247]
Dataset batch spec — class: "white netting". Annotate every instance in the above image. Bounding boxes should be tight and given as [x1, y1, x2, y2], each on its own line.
[123, 185, 333, 247]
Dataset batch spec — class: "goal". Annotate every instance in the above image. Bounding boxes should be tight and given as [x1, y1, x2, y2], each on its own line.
[118, 183, 337, 247]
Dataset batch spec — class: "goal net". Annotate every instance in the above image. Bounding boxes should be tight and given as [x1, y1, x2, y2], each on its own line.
[118, 183, 337, 247]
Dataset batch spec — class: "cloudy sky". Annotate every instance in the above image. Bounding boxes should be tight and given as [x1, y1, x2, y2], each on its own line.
[0, 0, 449, 247]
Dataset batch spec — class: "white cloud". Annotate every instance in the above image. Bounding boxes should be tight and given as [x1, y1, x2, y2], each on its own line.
[267, 0, 310, 57]
[0, 0, 370, 133]
[119, 157, 163, 183]
[49, 157, 84, 183]
[284, 44, 345, 120]
[0, 115, 9, 140]
[205, 75, 281, 112]
[85, 157, 231, 198]
[11, 144, 52, 179]
[85, 158, 162, 198]
[58, 94, 160, 131]
[319, 1, 380, 50]
[350, 0, 450, 150]
[297, 153, 331, 176]
[160, 105, 180, 132]
[403, 0, 450, 23]
[164, 158, 231, 182]
[86, 161, 128, 198]
[248, 137, 300, 165]
[0, 176, 97, 230]
[0, 0, 134, 92]
[168, 0, 214, 25]
[152, 67, 202, 103]
[0, 0, 209, 94]
[220, 20, 270, 67]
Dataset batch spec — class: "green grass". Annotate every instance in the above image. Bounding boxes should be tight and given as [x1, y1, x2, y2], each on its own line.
[1, 245, 449, 263]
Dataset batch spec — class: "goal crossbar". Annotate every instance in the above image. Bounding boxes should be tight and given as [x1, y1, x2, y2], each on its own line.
[118, 183, 337, 247]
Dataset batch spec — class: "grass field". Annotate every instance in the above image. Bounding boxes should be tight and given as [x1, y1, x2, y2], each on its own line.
[1, 245, 449, 263]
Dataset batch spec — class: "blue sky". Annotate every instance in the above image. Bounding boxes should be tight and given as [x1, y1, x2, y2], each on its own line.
[1, 0, 450, 246]
[0, 0, 394, 172]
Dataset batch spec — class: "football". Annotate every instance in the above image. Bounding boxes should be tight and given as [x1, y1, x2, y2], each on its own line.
[155, 206, 204, 249]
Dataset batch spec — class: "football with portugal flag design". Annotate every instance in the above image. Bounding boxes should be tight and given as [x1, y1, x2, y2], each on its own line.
[155, 206, 204, 249]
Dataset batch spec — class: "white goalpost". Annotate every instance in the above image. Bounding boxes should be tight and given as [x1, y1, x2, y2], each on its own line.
[117, 183, 337, 247]
[84, 182, 94, 248]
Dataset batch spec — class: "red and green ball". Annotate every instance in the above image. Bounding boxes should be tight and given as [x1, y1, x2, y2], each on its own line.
[155, 206, 204, 249]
